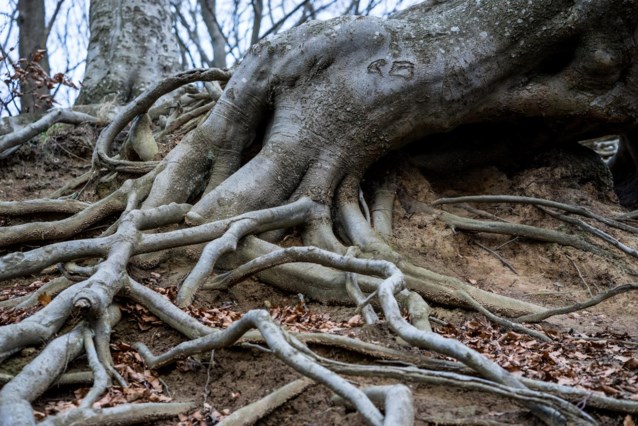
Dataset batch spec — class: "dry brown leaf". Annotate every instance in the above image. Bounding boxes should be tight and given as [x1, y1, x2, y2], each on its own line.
[624, 358, 638, 371]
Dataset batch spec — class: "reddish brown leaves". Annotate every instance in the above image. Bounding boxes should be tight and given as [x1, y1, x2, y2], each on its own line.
[33, 343, 172, 420]
[126, 284, 364, 334]
[177, 404, 228, 426]
[0, 306, 40, 325]
[439, 320, 638, 400]
[1, 50, 78, 112]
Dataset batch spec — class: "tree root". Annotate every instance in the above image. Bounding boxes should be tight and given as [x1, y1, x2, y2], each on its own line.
[338, 179, 545, 317]
[0, 109, 97, 158]
[454, 289, 551, 342]
[39, 402, 196, 426]
[517, 283, 638, 323]
[156, 100, 215, 141]
[540, 206, 638, 258]
[0, 305, 121, 424]
[326, 361, 593, 424]
[135, 310, 386, 426]
[332, 384, 415, 426]
[144, 243, 566, 424]
[0, 172, 155, 247]
[434, 195, 638, 235]
[93, 68, 231, 173]
[0, 276, 73, 309]
[217, 378, 314, 426]
[0, 198, 89, 216]
[404, 195, 610, 258]
[176, 197, 320, 306]
[3, 171, 637, 425]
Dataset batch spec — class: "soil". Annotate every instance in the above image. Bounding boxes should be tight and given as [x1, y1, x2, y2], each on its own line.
[0, 125, 637, 425]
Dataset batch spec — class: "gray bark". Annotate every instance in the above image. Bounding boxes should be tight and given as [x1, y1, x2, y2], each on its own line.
[156, 0, 637, 222]
[17, 0, 50, 113]
[76, 0, 181, 105]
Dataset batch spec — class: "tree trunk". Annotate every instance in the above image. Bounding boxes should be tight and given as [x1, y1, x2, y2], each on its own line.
[17, 0, 50, 113]
[75, 0, 181, 105]
[147, 0, 637, 223]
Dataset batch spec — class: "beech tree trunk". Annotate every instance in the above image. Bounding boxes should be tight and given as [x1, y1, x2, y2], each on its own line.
[76, 0, 181, 105]
[146, 0, 638, 224]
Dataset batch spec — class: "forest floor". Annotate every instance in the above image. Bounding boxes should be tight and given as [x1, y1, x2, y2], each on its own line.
[0, 124, 637, 425]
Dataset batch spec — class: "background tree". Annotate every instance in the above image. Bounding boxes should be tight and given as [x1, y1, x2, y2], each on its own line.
[75, 0, 180, 105]
[17, 0, 51, 112]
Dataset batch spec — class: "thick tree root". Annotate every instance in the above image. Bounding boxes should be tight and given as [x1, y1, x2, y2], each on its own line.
[39, 402, 196, 426]
[93, 68, 231, 173]
[337, 179, 544, 317]
[0, 198, 89, 216]
[0, 305, 121, 425]
[217, 378, 314, 426]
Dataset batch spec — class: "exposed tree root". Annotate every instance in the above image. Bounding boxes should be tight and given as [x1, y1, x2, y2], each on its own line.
[93, 68, 231, 173]
[325, 362, 593, 424]
[0, 186, 599, 424]
[217, 378, 314, 426]
[434, 195, 638, 235]
[0, 276, 73, 309]
[39, 402, 196, 426]
[0, 199, 89, 216]
[517, 283, 638, 323]
[0, 109, 97, 158]
[0, 305, 121, 424]
[403, 194, 611, 257]
[135, 310, 387, 425]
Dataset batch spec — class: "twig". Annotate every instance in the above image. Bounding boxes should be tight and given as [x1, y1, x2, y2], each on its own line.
[455, 290, 551, 342]
[433, 195, 638, 235]
[517, 283, 638, 323]
[564, 254, 594, 297]
[474, 241, 519, 275]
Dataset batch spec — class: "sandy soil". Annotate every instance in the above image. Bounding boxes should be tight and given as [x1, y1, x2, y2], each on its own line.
[0, 126, 636, 425]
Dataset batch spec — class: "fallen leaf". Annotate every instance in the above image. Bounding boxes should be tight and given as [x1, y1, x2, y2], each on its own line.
[37, 292, 52, 306]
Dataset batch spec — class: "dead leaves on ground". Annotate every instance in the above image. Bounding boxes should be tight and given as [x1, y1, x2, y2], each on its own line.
[0, 279, 48, 325]
[4, 274, 637, 422]
[439, 319, 638, 400]
[124, 284, 364, 334]
[34, 342, 171, 420]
